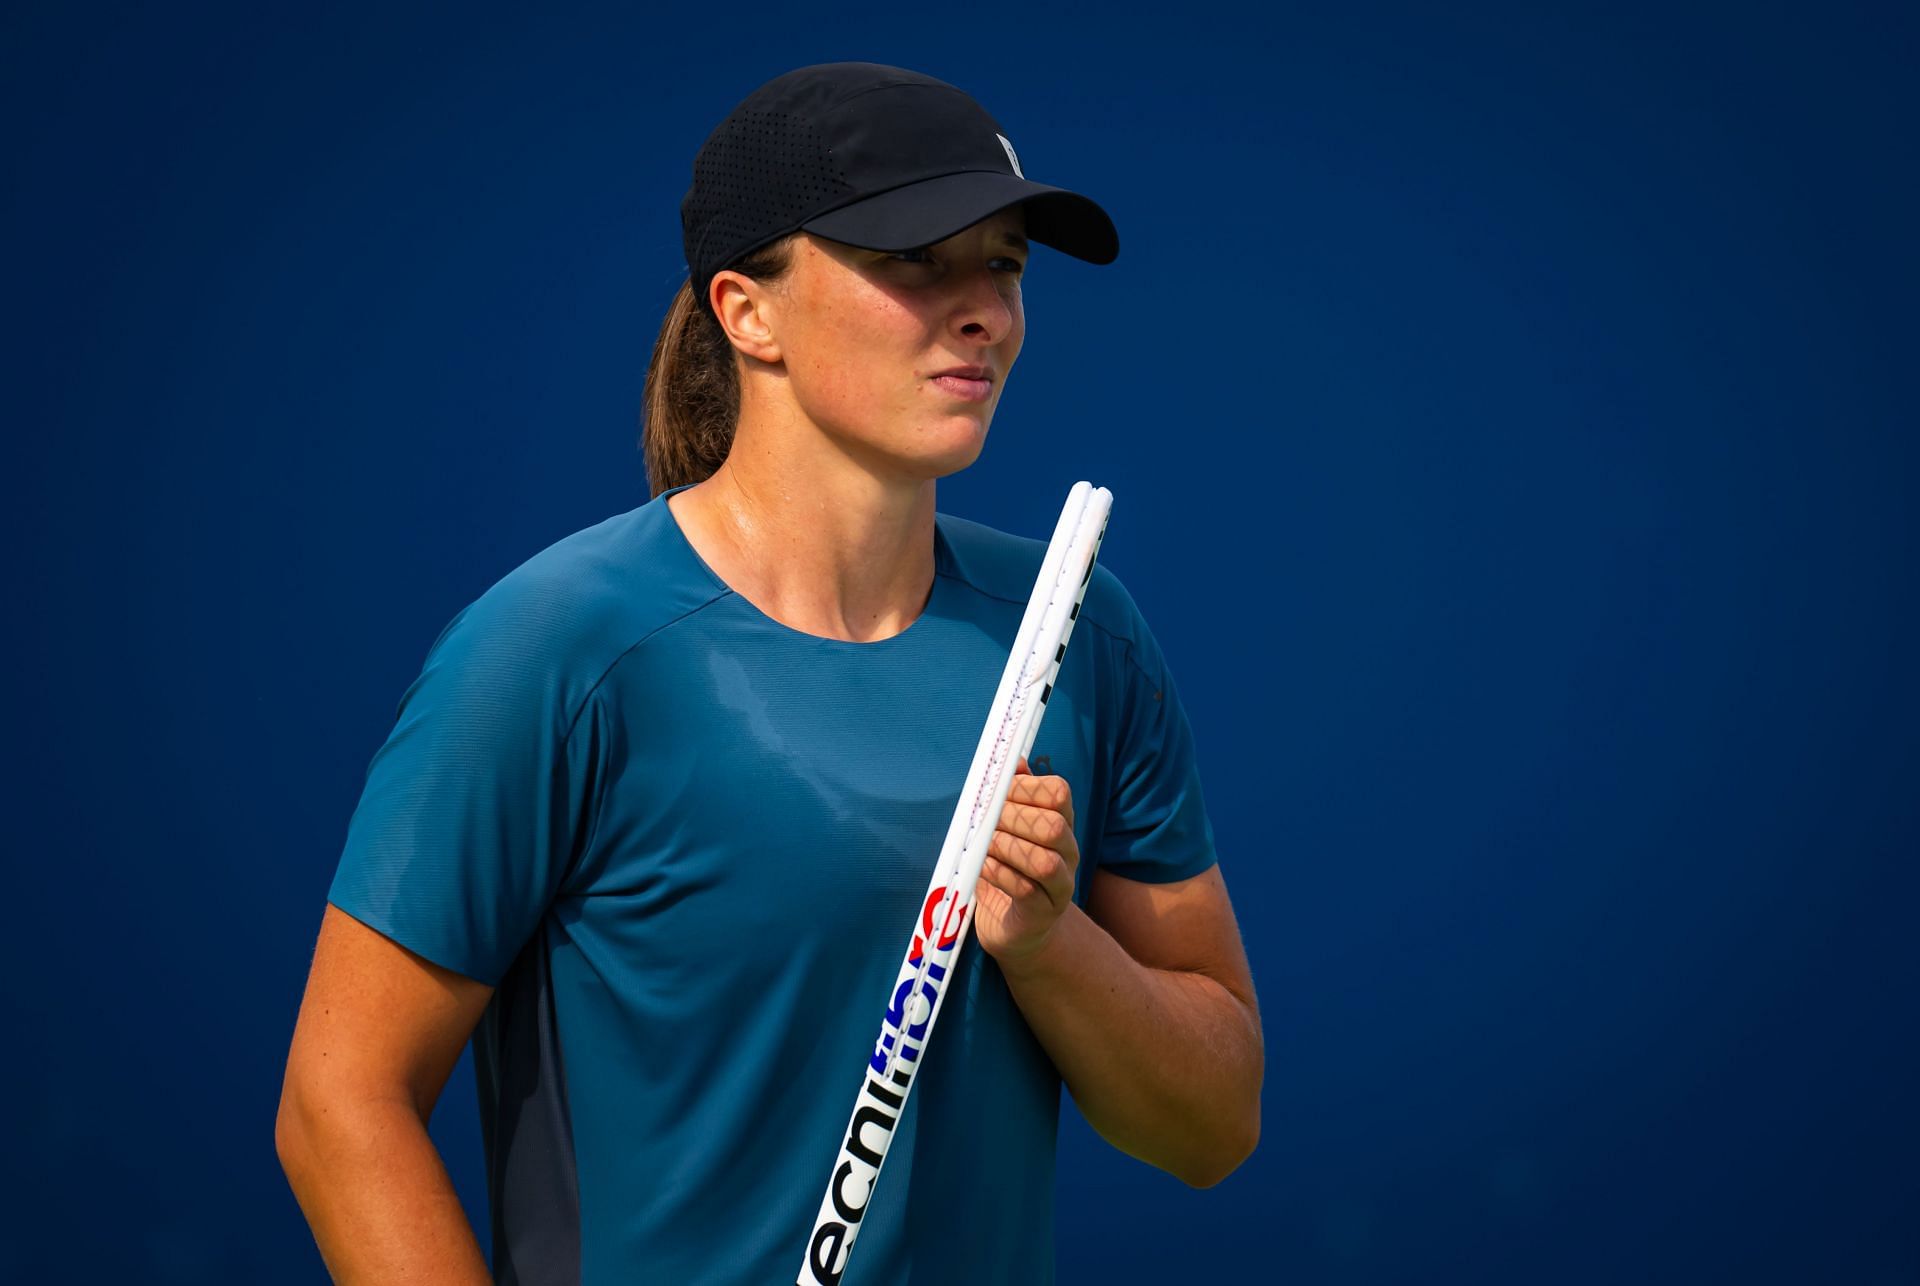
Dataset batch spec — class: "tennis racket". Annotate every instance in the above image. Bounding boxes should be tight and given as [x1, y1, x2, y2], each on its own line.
[798, 481, 1114, 1285]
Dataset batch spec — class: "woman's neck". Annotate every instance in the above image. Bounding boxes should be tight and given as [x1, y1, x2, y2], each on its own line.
[666, 430, 939, 644]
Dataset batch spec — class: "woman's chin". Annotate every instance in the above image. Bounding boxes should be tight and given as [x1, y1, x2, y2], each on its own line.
[919, 418, 991, 474]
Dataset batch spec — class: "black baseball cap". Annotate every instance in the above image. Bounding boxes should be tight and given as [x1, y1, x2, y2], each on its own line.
[681, 62, 1119, 310]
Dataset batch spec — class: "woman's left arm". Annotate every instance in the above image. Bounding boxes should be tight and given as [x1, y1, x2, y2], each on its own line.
[978, 760, 1263, 1188]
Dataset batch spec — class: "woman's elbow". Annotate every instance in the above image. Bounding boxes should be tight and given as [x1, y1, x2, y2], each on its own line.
[1181, 1102, 1260, 1189]
[275, 1070, 348, 1186]
[275, 1080, 317, 1181]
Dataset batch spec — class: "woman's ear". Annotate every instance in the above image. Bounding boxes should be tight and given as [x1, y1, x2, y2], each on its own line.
[710, 271, 782, 365]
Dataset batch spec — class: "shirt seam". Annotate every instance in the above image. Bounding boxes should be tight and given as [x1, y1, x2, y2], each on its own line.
[1118, 636, 1159, 688]
[559, 589, 734, 745]
[937, 568, 1142, 658]
[557, 565, 1161, 744]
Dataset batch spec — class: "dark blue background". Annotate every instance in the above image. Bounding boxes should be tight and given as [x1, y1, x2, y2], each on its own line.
[7, 1, 1915, 1282]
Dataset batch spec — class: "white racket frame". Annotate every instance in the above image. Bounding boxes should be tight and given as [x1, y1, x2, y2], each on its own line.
[798, 481, 1114, 1285]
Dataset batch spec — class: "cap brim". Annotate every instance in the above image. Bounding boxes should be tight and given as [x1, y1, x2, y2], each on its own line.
[800, 170, 1119, 264]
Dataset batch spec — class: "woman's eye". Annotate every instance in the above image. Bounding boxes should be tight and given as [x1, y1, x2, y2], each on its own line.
[885, 249, 1024, 276]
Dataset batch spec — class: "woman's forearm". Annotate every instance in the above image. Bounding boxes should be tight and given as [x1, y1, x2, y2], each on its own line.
[277, 1092, 492, 1284]
[995, 903, 1262, 1187]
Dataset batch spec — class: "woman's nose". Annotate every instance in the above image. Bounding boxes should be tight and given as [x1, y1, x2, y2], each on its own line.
[953, 263, 1016, 344]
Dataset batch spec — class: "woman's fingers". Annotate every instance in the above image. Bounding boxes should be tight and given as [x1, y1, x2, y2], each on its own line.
[987, 829, 1067, 905]
[979, 769, 1080, 960]
[1005, 770, 1075, 829]
[1022, 801, 1072, 848]
[982, 853, 1041, 902]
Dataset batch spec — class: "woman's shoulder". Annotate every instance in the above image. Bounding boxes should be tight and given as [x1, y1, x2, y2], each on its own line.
[934, 507, 1147, 647]
[431, 499, 726, 683]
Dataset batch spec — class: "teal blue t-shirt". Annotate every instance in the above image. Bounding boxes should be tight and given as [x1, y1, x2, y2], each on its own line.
[328, 483, 1218, 1285]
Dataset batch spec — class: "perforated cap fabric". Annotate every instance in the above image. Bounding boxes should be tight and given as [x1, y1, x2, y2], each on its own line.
[680, 62, 1119, 310]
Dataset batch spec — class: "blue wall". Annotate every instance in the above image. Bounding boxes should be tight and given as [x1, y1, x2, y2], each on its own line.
[7, 2, 1914, 1281]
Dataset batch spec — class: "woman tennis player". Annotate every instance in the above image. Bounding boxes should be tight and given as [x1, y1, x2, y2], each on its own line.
[276, 62, 1262, 1284]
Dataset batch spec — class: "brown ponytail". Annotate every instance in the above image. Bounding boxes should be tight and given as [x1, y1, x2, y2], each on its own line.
[640, 236, 799, 497]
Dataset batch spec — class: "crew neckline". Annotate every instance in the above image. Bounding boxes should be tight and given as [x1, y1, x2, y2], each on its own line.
[656, 482, 953, 650]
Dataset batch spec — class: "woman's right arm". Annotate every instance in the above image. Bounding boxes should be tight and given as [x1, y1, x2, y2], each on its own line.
[276, 903, 497, 1284]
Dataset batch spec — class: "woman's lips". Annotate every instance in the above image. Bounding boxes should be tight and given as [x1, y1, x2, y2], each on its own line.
[931, 374, 992, 402]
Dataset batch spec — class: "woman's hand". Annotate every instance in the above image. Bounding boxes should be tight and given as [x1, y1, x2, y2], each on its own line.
[975, 756, 1081, 965]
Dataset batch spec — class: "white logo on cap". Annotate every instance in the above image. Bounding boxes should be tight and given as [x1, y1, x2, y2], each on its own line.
[997, 133, 1023, 178]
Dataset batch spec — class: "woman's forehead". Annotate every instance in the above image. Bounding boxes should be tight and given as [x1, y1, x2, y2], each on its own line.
[975, 206, 1027, 236]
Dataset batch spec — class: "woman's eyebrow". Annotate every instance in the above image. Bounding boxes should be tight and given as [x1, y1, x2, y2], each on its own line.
[999, 232, 1030, 250]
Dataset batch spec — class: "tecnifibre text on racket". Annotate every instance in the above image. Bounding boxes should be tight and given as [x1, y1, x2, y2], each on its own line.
[798, 481, 1113, 1286]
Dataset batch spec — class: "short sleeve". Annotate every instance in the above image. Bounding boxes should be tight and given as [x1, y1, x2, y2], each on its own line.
[327, 586, 605, 986]
[1098, 585, 1220, 884]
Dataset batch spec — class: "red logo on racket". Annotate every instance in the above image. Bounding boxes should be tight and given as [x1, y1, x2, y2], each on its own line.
[907, 886, 967, 962]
